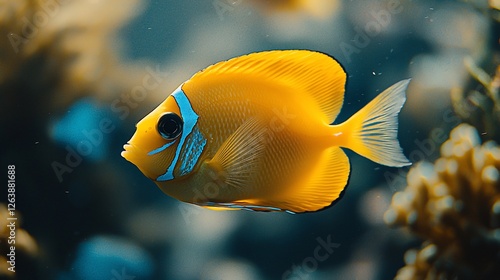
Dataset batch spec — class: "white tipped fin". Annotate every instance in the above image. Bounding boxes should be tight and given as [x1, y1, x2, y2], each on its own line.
[340, 79, 411, 167]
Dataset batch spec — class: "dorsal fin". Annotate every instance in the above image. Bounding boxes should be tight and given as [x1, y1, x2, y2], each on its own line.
[183, 50, 347, 124]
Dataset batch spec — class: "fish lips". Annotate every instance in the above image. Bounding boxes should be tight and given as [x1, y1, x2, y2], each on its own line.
[121, 142, 141, 166]
[121, 143, 133, 160]
[121, 143, 158, 181]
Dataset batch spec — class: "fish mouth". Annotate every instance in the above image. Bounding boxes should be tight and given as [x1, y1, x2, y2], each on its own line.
[122, 143, 145, 170]
[121, 142, 135, 161]
[121, 142, 157, 180]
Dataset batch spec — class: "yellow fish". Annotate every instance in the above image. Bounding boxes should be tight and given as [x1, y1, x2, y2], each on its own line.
[122, 50, 410, 214]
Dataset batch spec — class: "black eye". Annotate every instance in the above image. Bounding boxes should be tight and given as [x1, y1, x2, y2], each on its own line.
[157, 113, 183, 140]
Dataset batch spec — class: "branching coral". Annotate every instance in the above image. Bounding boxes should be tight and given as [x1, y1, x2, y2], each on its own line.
[451, 2, 500, 142]
[384, 124, 500, 279]
[452, 61, 500, 142]
[385, 4, 500, 279]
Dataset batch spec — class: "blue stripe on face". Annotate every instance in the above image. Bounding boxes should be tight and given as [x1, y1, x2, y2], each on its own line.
[147, 139, 177, 156]
[156, 85, 200, 181]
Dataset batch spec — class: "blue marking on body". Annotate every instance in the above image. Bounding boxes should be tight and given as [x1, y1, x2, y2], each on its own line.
[199, 202, 295, 213]
[179, 126, 207, 176]
[157, 85, 201, 181]
[147, 140, 177, 156]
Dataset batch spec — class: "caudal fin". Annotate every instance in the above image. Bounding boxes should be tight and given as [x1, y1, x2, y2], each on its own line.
[339, 79, 411, 167]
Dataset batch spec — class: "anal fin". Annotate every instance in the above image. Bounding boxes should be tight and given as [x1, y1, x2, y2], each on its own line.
[198, 201, 294, 213]
[258, 146, 351, 213]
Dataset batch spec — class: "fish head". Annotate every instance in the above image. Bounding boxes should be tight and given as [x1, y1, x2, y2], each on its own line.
[121, 94, 181, 180]
[122, 85, 207, 182]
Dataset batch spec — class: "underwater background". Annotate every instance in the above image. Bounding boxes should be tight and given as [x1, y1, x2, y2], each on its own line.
[1, 0, 499, 279]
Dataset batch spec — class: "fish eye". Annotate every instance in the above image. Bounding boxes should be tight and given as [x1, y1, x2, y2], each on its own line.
[157, 112, 183, 140]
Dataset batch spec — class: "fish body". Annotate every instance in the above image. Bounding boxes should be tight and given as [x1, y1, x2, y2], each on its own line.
[122, 50, 410, 213]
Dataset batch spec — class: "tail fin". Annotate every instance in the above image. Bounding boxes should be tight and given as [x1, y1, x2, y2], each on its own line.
[339, 79, 411, 167]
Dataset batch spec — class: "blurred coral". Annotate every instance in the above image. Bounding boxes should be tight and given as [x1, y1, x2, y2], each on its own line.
[0, 204, 37, 278]
[384, 124, 500, 279]
[0, 0, 148, 120]
[452, 61, 500, 142]
[451, 2, 500, 142]
[406, 2, 488, 129]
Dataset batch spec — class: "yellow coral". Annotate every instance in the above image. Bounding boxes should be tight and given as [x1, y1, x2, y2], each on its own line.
[385, 124, 500, 279]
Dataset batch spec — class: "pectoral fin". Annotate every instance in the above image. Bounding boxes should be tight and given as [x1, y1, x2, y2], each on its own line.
[204, 118, 266, 190]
